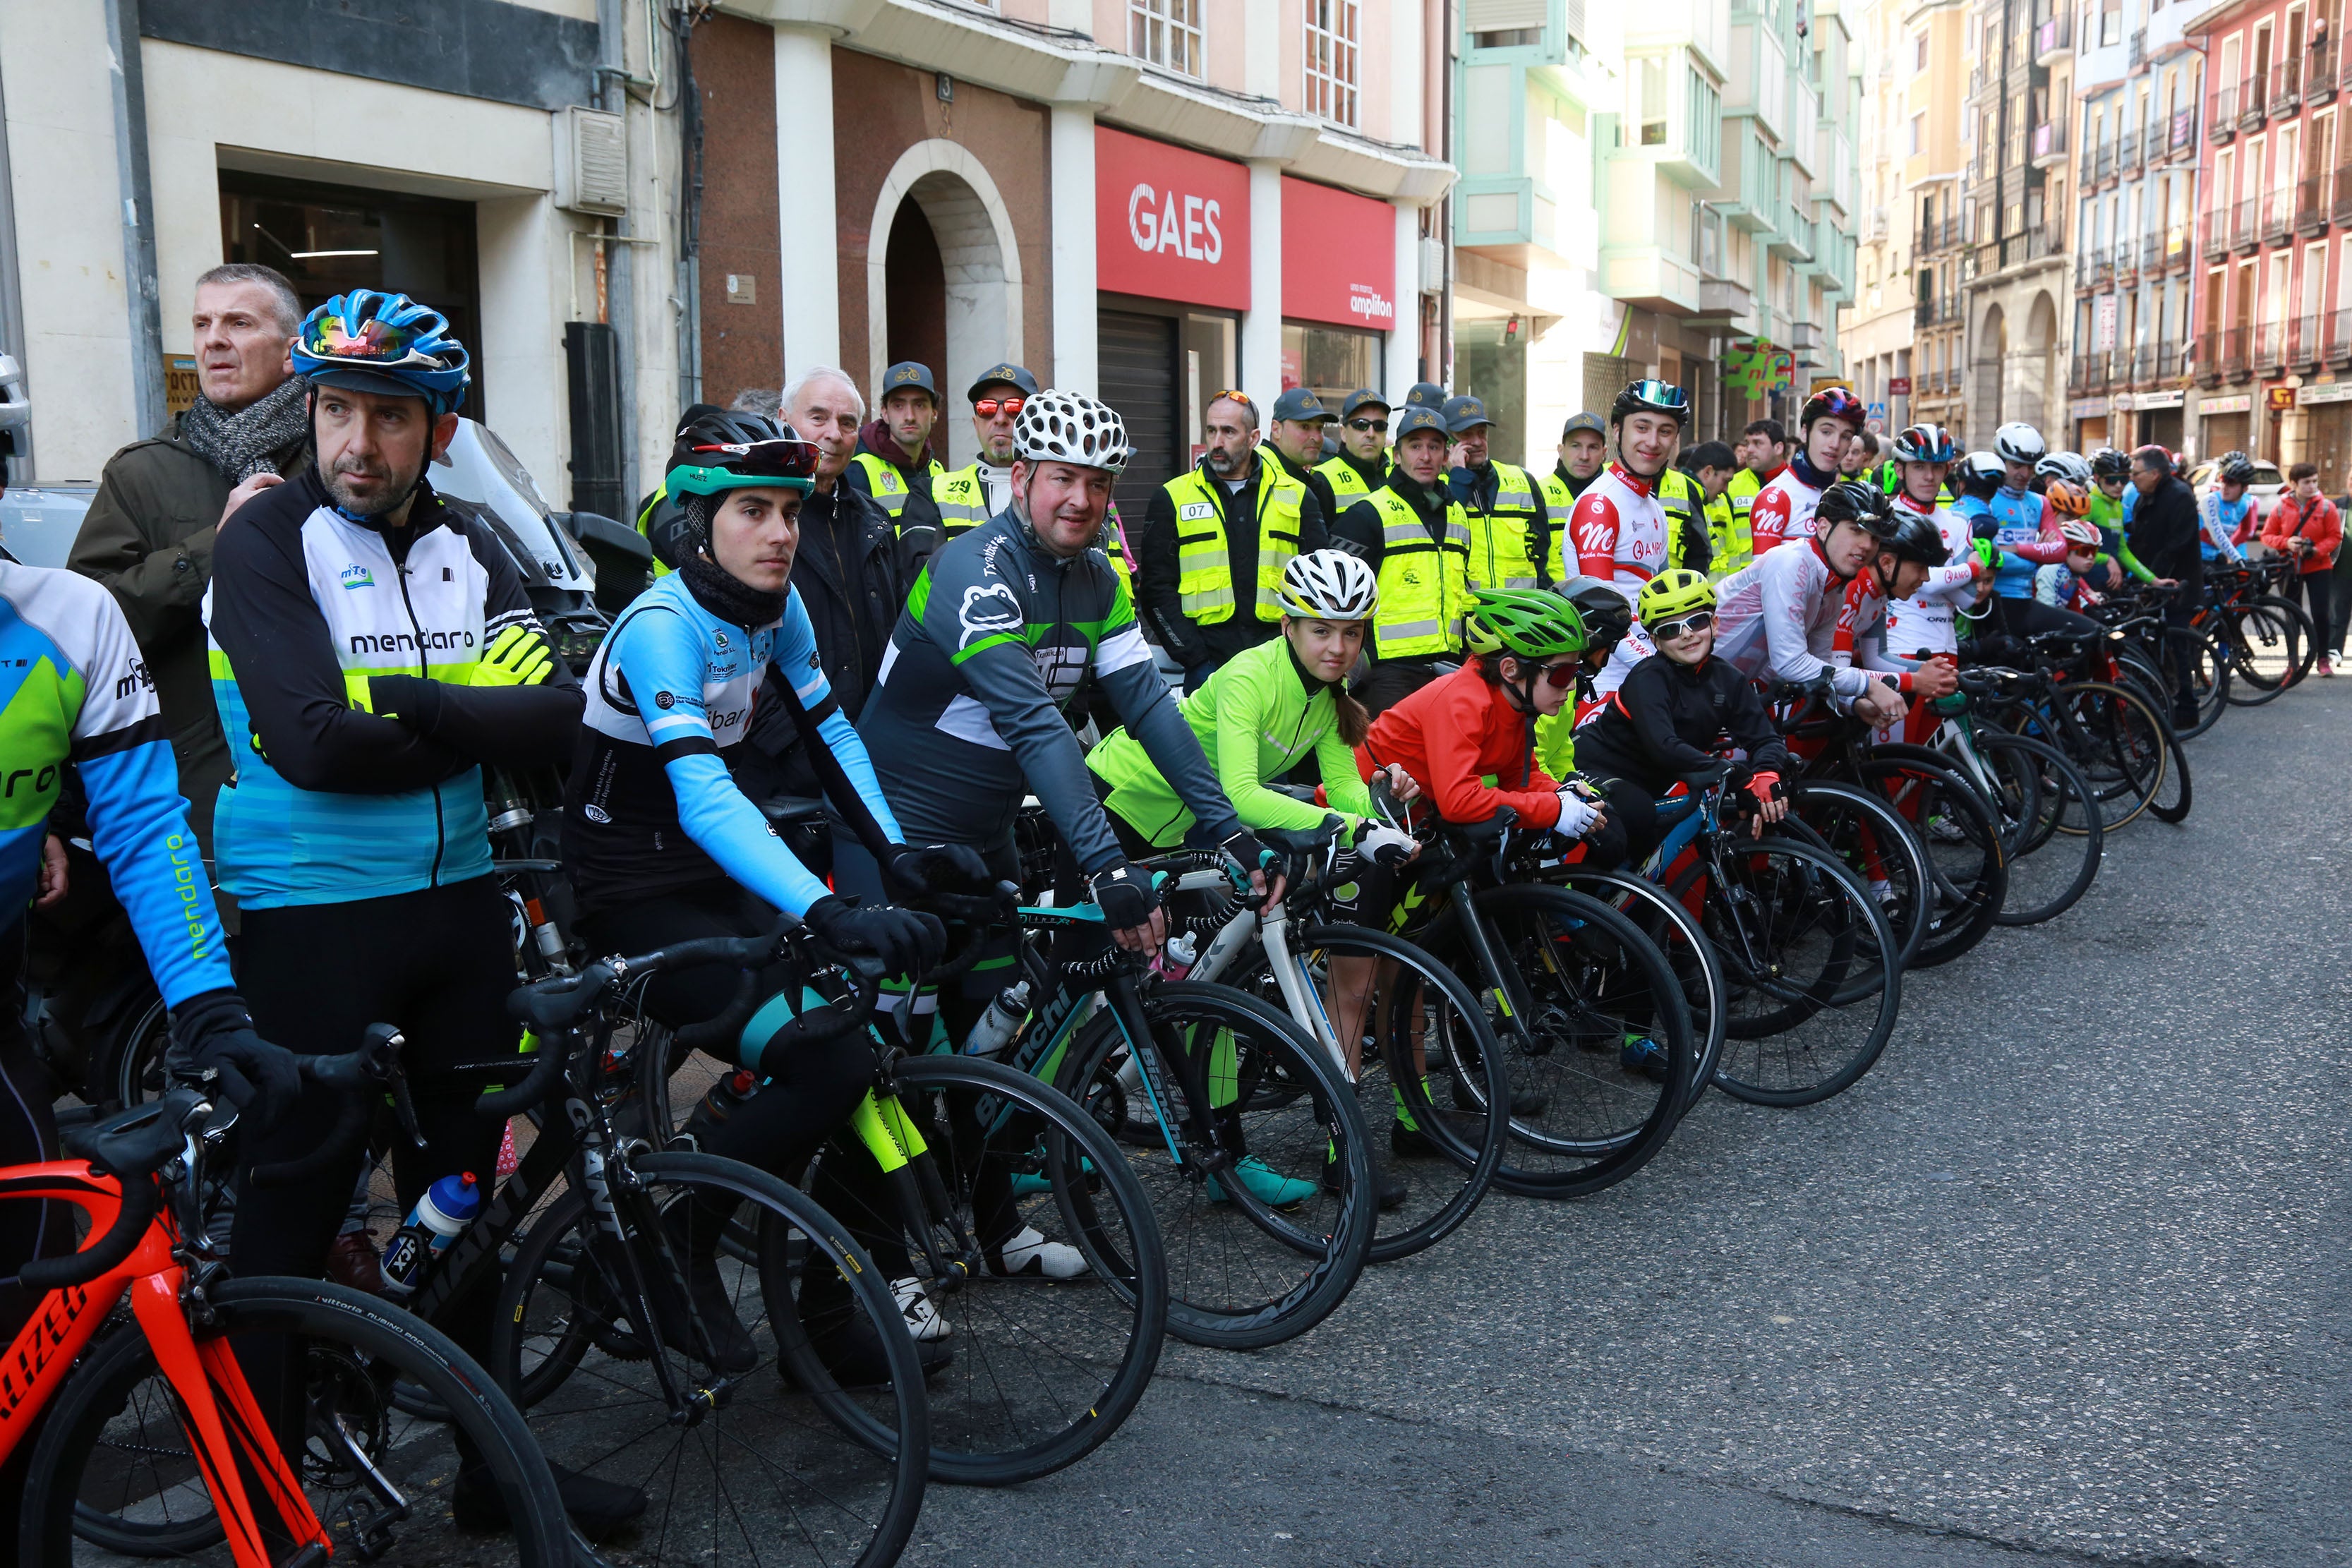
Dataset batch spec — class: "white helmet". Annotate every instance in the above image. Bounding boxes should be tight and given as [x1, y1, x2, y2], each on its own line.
[1994, 422, 2047, 465]
[1012, 389, 1133, 474]
[2034, 450, 2093, 488]
[1279, 548, 1378, 620]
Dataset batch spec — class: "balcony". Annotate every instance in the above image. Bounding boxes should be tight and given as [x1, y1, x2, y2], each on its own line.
[2130, 28, 2145, 68]
[2255, 318, 2288, 373]
[2241, 75, 2268, 128]
[2264, 185, 2295, 243]
[2270, 57, 2304, 116]
[2070, 352, 2106, 394]
[2156, 342, 2183, 380]
[2195, 330, 2224, 385]
[2169, 105, 2200, 159]
[2140, 232, 2165, 270]
[2092, 140, 2115, 183]
[2035, 11, 2071, 61]
[2290, 313, 2322, 368]
[2335, 164, 2352, 225]
[2329, 308, 2352, 365]
[2235, 194, 2262, 251]
[2202, 207, 2232, 260]
[2312, 48, 2339, 104]
[1864, 210, 1889, 242]
[2222, 325, 2253, 381]
[1600, 247, 1704, 315]
[2032, 120, 2069, 167]
[2077, 244, 2109, 290]
[2113, 239, 2141, 284]
[2299, 171, 2332, 235]
[1694, 277, 1756, 320]
[1916, 217, 1963, 255]
[2119, 129, 2140, 174]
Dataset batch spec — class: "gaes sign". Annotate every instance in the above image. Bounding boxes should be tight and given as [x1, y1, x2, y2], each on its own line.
[1095, 126, 1250, 310]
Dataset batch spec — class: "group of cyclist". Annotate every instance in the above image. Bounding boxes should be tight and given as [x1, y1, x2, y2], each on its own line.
[1, 275, 2291, 1548]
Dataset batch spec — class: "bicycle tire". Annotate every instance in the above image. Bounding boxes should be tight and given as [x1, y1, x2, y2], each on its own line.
[2008, 680, 2166, 831]
[1851, 749, 2008, 967]
[1783, 778, 1934, 975]
[1974, 732, 2105, 924]
[492, 1150, 929, 1567]
[2147, 719, 2194, 824]
[1540, 866, 1728, 1120]
[795, 1054, 1169, 1485]
[37, 1277, 572, 1567]
[1674, 836, 1903, 1106]
[1055, 979, 1376, 1351]
[2220, 596, 2307, 696]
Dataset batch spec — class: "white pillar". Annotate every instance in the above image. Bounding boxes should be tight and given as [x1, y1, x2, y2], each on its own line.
[774, 25, 840, 373]
[1242, 159, 1284, 428]
[1388, 200, 1421, 399]
[1049, 104, 1098, 396]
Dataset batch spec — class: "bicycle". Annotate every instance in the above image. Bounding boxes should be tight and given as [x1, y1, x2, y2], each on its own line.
[1934, 667, 2107, 925]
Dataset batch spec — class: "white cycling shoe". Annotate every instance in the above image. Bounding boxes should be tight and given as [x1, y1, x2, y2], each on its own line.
[891, 1276, 951, 1341]
[984, 1224, 1090, 1280]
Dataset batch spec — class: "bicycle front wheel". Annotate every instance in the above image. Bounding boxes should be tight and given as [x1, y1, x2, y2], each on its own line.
[1976, 731, 2106, 924]
[35, 1277, 572, 1567]
[1854, 750, 2007, 967]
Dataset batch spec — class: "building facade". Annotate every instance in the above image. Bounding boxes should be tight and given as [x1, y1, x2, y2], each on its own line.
[1962, 0, 2073, 442]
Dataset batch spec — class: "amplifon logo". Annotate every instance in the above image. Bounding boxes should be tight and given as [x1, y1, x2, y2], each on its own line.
[1127, 183, 1225, 264]
[1348, 283, 1394, 326]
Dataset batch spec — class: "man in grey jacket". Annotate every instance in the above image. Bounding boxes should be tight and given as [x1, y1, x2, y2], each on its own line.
[68, 264, 308, 863]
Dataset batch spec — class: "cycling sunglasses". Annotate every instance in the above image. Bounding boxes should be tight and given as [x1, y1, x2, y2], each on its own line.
[974, 396, 1025, 418]
[1538, 658, 1581, 689]
[1347, 417, 1389, 433]
[1646, 609, 1715, 641]
[683, 437, 820, 483]
[1626, 378, 1691, 412]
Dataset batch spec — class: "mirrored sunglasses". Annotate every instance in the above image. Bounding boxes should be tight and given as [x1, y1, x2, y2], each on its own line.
[1647, 609, 1715, 641]
[975, 397, 1025, 418]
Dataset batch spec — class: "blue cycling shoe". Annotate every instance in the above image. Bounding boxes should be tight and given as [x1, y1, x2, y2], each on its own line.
[1009, 1156, 1096, 1199]
[1205, 1155, 1317, 1210]
[1620, 1035, 1672, 1083]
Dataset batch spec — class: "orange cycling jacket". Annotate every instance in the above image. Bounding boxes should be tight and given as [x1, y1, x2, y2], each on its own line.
[1356, 661, 1562, 829]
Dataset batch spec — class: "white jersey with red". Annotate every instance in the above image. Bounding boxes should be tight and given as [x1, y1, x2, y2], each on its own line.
[1571, 463, 1674, 697]
[1748, 459, 1832, 555]
[1855, 492, 1980, 670]
[1711, 537, 1889, 712]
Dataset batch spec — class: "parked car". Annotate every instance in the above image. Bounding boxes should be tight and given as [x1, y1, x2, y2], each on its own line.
[0, 483, 97, 569]
[2188, 457, 2286, 508]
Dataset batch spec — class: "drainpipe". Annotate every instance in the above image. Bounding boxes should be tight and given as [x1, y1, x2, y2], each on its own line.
[104, 0, 166, 439]
[0, 53, 31, 482]
[598, 0, 641, 511]
[1439, 0, 1454, 386]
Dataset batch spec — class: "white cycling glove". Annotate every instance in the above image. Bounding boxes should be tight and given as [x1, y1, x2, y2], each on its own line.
[1355, 824, 1418, 867]
[1553, 787, 1603, 838]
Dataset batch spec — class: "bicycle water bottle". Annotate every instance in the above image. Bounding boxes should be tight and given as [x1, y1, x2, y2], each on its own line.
[963, 980, 1032, 1056]
[380, 1171, 481, 1296]
[1154, 931, 1200, 981]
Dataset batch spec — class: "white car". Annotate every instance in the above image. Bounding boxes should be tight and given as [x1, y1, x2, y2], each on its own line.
[2187, 458, 2286, 509]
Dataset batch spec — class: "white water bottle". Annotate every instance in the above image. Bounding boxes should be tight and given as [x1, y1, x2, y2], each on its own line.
[963, 980, 1032, 1056]
[380, 1171, 481, 1296]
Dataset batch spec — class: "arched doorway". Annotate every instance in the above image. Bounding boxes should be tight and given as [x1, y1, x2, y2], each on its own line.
[1974, 303, 2007, 435]
[2019, 291, 2059, 434]
[866, 141, 1023, 468]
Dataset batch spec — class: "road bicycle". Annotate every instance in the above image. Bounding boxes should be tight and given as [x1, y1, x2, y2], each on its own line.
[1932, 668, 2108, 926]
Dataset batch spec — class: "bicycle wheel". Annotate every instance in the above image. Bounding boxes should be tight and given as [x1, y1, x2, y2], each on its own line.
[1437, 883, 1693, 1198]
[1258, 922, 1509, 1263]
[2031, 679, 2167, 829]
[1679, 836, 1903, 1106]
[492, 1151, 929, 1567]
[1853, 749, 2007, 967]
[790, 1054, 1167, 1485]
[1055, 980, 1375, 1351]
[1975, 732, 2105, 924]
[2221, 597, 2306, 698]
[1543, 866, 1727, 1119]
[34, 1277, 571, 1566]
[1784, 778, 1933, 975]
[2147, 718, 2194, 824]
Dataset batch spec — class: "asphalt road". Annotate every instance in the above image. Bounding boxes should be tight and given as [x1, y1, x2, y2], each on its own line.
[905, 680, 2352, 1568]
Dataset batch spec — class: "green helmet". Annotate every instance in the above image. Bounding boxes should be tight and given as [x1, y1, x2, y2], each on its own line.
[1464, 587, 1587, 658]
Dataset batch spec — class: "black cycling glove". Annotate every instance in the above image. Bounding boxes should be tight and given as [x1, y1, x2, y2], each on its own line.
[801, 895, 947, 978]
[168, 989, 300, 1132]
[882, 841, 994, 898]
[1218, 828, 1279, 887]
[1088, 862, 1158, 929]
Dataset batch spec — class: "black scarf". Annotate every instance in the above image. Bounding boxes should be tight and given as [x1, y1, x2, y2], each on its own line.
[679, 552, 787, 629]
[179, 375, 309, 482]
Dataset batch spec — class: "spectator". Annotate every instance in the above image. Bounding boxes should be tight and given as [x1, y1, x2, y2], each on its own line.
[1840, 429, 1880, 479]
[1554, 412, 1610, 500]
[68, 263, 308, 875]
[1727, 418, 1789, 553]
[844, 360, 945, 538]
[1681, 439, 1741, 579]
[2262, 462, 2342, 676]
[1265, 387, 1340, 524]
[780, 366, 909, 723]
[2125, 444, 2205, 728]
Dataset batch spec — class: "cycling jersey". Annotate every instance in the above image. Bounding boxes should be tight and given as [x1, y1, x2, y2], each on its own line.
[857, 509, 1237, 874]
[1357, 661, 1563, 829]
[1748, 455, 1833, 554]
[1571, 651, 1793, 798]
[203, 472, 582, 910]
[2198, 492, 2253, 565]
[1088, 635, 1373, 848]
[1858, 493, 1979, 668]
[1711, 538, 1879, 709]
[1564, 464, 1671, 696]
[565, 569, 903, 919]
[1979, 487, 2066, 599]
[0, 561, 230, 1006]
[2087, 488, 2154, 582]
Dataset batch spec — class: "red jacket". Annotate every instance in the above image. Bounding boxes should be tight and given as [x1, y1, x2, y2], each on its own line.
[2260, 491, 2342, 572]
[1357, 662, 1561, 829]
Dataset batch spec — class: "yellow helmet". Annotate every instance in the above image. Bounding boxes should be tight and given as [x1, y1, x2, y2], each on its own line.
[1637, 568, 1715, 626]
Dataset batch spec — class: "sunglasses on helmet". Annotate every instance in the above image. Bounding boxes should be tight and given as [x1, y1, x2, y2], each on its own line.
[974, 396, 1025, 418]
[1627, 379, 1691, 411]
[1646, 609, 1715, 641]
[685, 438, 820, 483]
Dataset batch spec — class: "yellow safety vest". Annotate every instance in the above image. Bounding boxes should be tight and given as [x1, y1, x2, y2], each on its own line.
[1460, 460, 1545, 591]
[1535, 471, 1575, 587]
[1317, 452, 1385, 509]
[1364, 486, 1472, 661]
[850, 450, 943, 521]
[1102, 502, 1136, 599]
[1701, 488, 1739, 580]
[1715, 470, 1760, 578]
[931, 463, 996, 536]
[1163, 462, 1306, 626]
[1658, 468, 1702, 573]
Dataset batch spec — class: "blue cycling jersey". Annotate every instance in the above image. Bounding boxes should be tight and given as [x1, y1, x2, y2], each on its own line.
[1, 562, 230, 1006]
[2198, 493, 2252, 563]
[1975, 487, 2052, 599]
[565, 569, 903, 919]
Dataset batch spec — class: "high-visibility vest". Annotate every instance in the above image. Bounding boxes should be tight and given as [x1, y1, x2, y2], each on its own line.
[1459, 460, 1545, 591]
[1162, 462, 1306, 625]
[1102, 502, 1136, 599]
[931, 463, 995, 536]
[1701, 488, 1738, 579]
[1535, 471, 1574, 588]
[1317, 452, 1385, 509]
[1364, 486, 1472, 661]
[1658, 467, 1705, 572]
[850, 450, 943, 521]
[1715, 471, 1760, 577]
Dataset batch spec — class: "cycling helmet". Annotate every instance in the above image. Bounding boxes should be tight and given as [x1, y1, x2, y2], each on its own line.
[294, 290, 471, 415]
[2057, 517, 2103, 548]
[2034, 451, 2094, 489]
[1814, 478, 1895, 529]
[1890, 423, 1958, 464]
[1608, 378, 1691, 429]
[1958, 450, 2006, 500]
[665, 417, 819, 500]
[1993, 422, 2048, 465]
[1464, 587, 1588, 659]
[2042, 478, 2092, 519]
[673, 404, 789, 456]
[1637, 568, 1716, 626]
[2218, 453, 2259, 486]
[1278, 548, 1377, 621]
[1012, 390, 1133, 474]
[1800, 387, 1866, 432]
[1554, 575, 1634, 648]
[2089, 447, 2132, 481]
[1861, 507, 1953, 567]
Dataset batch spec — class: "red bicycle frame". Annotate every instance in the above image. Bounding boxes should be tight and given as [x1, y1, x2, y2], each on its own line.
[0, 1158, 327, 1566]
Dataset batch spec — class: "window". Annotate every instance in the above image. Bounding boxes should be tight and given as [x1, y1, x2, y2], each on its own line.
[1130, 0, 1205, 77]
[1639, 54, 1670, 145]
[1303, 0, 1358, 126]
[1914, 30, 1929, 70]
[1910, 111, 1925, 154]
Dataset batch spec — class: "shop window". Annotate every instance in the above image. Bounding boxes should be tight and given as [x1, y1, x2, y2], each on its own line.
[1304, 0, 1359, 127]
[1279, 321, 1380, 412]
[1457, 320, 1529, 467]
[218, 169, 483, 421]
[1130, 0, 1205, 78]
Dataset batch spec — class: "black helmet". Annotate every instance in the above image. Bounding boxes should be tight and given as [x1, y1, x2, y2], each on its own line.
[2219, 454, 2259, 486]
[1553, 574, 1634, 647]
[2089, 446, 2131, 481]
[1814, 478, 1894, 529]
[1863, 507, 1952, 567]
[1608, 378, 1691, 429]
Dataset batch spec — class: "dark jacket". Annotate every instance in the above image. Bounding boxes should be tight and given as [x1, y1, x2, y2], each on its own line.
[1267, 442, 1339, 526]
[1138, 454, 1329, 673]
[843, 421, 944, 538]
[67, 416, 306, 857]
[1572, 650, 1792, 795]
[2125, 474, 2204, 589]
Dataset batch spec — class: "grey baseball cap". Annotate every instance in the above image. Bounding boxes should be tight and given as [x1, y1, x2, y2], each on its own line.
[1339, 389, 1390, 419]
[1271, 387, 1330, 423]
[965, 361, 1038, 402]
[1442, 394, 1495, 435]
[879, 361, 939, 403]
[1562, 411, 1607, 438]
[1392, 406, 1449, 441]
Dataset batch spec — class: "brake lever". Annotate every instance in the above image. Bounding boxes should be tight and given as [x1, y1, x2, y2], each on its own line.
[360, 1023, 426, 1150]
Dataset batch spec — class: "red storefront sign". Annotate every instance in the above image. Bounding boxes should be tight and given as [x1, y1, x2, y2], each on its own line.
[1280, 177, 1397, 331]
[1887, 375, 1912, 395]
[1095, 126, 1250, 310]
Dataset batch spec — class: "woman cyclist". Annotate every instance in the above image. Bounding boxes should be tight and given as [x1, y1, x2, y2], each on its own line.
[563, 418, 970, 1374]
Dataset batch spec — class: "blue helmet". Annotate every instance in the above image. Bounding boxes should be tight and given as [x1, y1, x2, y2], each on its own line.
[294, 290, 471, 416]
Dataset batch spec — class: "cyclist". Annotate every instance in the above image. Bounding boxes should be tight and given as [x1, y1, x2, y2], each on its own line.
[200, 291, 625, 1531]
[1835, 483, 1971, 743]
[2087, 447, 2157, 585]
[1971, 423, 2100, 641]
[1562, 379, 1689, 698]
[2200, 452, 2259, 567]
[1860, 425, 1989, 737]
[1750, 387, 1866, 554]
[565, 421, 963, 1368]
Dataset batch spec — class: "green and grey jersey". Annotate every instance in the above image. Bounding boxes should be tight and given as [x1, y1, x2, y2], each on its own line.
[855, 509, 1238, 874]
